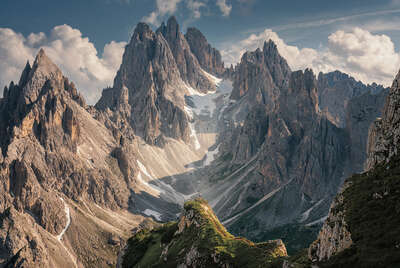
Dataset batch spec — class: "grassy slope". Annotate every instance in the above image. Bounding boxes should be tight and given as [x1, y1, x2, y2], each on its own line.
[122, 198, 287, 268]
[320, 155, 400, 268]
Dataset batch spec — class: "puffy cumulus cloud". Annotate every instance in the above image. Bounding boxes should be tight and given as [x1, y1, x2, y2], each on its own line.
[221, 28, 400, 86]
[324, 28, 400, 84]
[216, 0, 232, 16]
[143, 0, 231, 26]
[0, 25, 126, 104]
[221, 29, 318, 70]
[143, 0, 182, 25]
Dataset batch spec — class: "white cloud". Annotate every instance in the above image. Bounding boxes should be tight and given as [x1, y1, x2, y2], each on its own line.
[216, 0, 232, 16]
[143, 0, 182, 25]
[221, 28, 400, 86]
[143, 0, 231, 26]
[187, 0, 206, 19]
[0, 25, 126, 104]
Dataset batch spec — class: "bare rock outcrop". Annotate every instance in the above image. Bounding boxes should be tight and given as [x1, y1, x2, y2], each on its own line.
[308, 182, 353, 262]
[0, 49, 136, 267]
[231, 40, 291, 107]
[185, 27, 225, 76]
[96, 21, 191, 146]
[318, 71, 386, 128]
[157, 16, 215, 93]
[366, 70, 400, 169]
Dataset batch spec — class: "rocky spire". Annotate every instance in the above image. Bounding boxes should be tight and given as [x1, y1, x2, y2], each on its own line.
[230, 40, 291, 111]
[96, 20, 191, 146]
[156, 16, 215, 93]
[185, 27, 225, 76]
[19, 48, 64, 105]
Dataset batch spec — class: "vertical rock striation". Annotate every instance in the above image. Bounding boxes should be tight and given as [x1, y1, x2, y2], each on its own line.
[366, 70, 400, 169]
[185, 27, 225, 76]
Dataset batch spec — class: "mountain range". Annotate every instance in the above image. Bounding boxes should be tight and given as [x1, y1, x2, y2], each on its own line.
[0, 16, 396, 268]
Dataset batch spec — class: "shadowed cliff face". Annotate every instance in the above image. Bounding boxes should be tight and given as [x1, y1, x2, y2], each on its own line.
[199, 42, 387, 252]
[185, 27, 225, 76]
[208, 69, 349, 250]
[306, 70, 400, 268]
[318, 71, 387, 129]
[366, 70, 400, 169]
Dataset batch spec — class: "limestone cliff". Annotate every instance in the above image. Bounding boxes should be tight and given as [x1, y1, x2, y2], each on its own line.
[157, 16, 216, 93]
[96, 22, 191, 146]
[307, 69, 400, 267]
[0, 49, 147, 268]
[185, 27, 225, 76]
[366, 70, 400, 169]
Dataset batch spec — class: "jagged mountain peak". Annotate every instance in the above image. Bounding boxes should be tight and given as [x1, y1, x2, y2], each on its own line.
[185, 26, 225, 76]
[156, 16, 180, 41]
[165, 15, 180, 37]
[231, 38, 291, 102]
[132, 22, 155, 41]
[31, 48, 62, 78]
[18, 61, 31, 87]
[263, 39, 277, 52]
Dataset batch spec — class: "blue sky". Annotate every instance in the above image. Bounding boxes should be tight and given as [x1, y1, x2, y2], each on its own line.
[1, 0, 400, 103]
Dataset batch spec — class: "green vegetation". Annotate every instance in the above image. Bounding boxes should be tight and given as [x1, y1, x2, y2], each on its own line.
[319, 155, 400, 268]
[257, 224, 320, 255]
[122, 198, 288, 268]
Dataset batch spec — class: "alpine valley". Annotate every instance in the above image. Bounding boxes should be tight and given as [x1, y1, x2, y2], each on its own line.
[0, 16, 398, 268]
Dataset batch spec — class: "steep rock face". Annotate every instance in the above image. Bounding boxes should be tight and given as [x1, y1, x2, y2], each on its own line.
[307, 155, 400, 268]
[307, 70, 400, 268]
[318, 71, 386, 128]
[157, 16, 215, 93]
[231, 40, 291, 107]
[96, 22, 191, 146]
[185, 27, 225, 76]
[205, 68, 349, 253]
[345, 89, 388, 172]
[122, 198, 287, 268]
[0, 50, 143, 267]
[308, 182, 353, 262]
[366, 70, 400, 169]
[206, 55, 387, 253]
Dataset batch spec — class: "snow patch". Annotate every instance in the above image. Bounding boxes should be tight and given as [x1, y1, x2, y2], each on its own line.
[57, 197, 71, 241]
[203, 145, 220, 166]
[188, 122, 201, 150]
[143, 209, 162, 221]
[202, 70, 222, 86]
[299, 199, 324, 223]
[305, 216, 328, 227]
[137, 160, 155, 181]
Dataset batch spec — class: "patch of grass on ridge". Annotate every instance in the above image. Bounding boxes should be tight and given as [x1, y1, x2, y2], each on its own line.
[122, 198, 287, 268]
[319, 155, 400, 268]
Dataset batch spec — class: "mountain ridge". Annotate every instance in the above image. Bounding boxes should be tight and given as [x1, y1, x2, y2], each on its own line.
[0, 16, 392, 267]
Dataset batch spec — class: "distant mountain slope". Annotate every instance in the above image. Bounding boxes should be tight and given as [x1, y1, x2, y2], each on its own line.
[308, 69, 400, 268]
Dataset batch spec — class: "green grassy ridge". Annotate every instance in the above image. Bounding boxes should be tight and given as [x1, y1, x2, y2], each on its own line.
[122, 198, 288, 268]
[318, 155, 400, 268]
